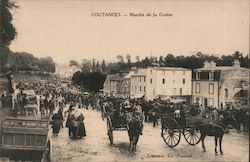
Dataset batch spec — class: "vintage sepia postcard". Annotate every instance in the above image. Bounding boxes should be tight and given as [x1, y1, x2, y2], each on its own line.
[0, 0, 249, 162]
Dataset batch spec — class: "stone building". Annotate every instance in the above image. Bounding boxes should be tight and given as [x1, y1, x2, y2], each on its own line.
[103, 73, 128, 97]
[130, 69, 147, 99]
[192, 60, 249, 109]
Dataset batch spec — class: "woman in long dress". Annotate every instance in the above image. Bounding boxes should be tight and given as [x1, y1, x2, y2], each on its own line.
[66, 110, 75, 138]
[52, 112, 61, 136]
[76, 113, 86, 138]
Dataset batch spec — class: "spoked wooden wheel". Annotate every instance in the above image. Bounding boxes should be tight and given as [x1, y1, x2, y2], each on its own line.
[161, 118, 181, 147]
[107, 116, 113, 144]
[183, 128, 201, 145]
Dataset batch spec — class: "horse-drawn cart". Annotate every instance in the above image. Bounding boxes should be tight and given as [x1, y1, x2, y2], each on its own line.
[106, 100, 128, 144]
[106, 100, 143, 152]
[1, 117, 51, 161]
[160, 112, 203, 147]
[0, 76, 51, 161]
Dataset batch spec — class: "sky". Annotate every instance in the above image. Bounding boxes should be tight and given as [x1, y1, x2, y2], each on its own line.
[10, 0, 249, 64]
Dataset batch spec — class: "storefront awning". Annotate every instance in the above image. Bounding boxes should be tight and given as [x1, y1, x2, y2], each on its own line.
[133, 93, 145, 99]
[171, 98, 186, 103]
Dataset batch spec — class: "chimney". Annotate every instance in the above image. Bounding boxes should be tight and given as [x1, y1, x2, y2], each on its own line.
[210, 60, 216, 68]
[233, 59, 240, 68]
[204, 60, 210, 69]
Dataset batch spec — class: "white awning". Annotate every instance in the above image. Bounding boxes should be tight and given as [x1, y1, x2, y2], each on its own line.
[133, 93, 144, 99]
[171, 98, 185, 103]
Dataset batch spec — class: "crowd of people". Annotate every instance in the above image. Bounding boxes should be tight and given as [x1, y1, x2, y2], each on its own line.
[97, 96, 249, 132]
[13, 79, 88, 137]
[3, 76, 249, 142]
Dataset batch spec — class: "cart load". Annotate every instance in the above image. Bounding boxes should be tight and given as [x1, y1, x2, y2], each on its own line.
[1, 117, 51, 160]
[106, 99, 143, 145]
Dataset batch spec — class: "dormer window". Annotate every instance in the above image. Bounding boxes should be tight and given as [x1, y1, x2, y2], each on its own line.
[196, 72, 200, 80]
[209, 72, 214, 80]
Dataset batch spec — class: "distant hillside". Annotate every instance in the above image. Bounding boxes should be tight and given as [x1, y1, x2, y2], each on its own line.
[12, 73, 56, 82]
[0, 46, 56, 74]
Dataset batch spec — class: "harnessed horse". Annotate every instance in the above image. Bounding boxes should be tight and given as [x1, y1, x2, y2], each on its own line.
[127, 117, 142, 152]
[198, 115, 240, 154]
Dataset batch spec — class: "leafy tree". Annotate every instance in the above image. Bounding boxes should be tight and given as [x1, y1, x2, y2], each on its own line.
[159, 56, 164, 66]
[85, 72, 106, 92]
[0, 0, 18, 46]
[232, 51, 243, 59]
[141, 57, 151, 68]
[0, 0, 18, 73]
[38, 56, 55, 73]
[126, 54, 131, 69]
[92, 59, 96, 72]
[0, 46, 11, 72]
[164, 54, 175, 66]
[96, 61, 100, 72]
[69, 60, 79, 67]
[81, 59, 91, 74]
[72, 71, 106, 92]
[101, 59, 106, 73]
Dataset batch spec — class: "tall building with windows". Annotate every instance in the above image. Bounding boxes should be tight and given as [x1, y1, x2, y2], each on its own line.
[145, 67, 192, 101]
[130, 69, 147, 99]
[123, 71, 134, 98]
[192, 60, 249, 109]
[103, 73, 128, 97]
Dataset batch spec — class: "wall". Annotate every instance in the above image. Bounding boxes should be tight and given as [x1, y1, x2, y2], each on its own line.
[145, 69, 157, 101]
[130, 75, 146, 98]
[219, 68, 249, 108]
[146, 68, 192, 101]
[192, 80, 219, 108]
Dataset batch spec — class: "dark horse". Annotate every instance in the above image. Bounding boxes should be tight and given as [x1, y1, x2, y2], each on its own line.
[127, 118, 142, 152]
[198, 116, 240, 155]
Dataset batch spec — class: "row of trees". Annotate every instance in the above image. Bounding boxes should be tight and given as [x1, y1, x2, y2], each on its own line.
[9, 52, 56, 73]
[0, 46, 56, 73]
[114, 51, 249, 71]
[72, 71, 106, 92]
[71, 51, 249, 76]
[0, 0, 56, 74]
[71, 51, 249, 92]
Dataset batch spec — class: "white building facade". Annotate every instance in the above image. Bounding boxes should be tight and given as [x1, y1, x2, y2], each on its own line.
[145, 67, 192, 101]
[130, 69, 147, 99]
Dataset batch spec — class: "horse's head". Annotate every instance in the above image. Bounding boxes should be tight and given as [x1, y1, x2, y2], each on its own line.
[128, 118, 142, 134]
[223, 116, 240, 133]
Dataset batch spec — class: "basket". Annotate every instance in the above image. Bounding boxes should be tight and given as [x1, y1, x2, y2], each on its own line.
[186, 117, 201, 127]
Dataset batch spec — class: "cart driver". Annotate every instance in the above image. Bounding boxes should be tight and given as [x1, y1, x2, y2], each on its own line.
[124, 99, 131, 109]
[134, 101, 143, 115]
[121, 99, 132, 114]
[133, 109, 144, 135]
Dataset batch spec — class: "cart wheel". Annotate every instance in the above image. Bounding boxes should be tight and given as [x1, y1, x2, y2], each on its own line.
[107, 116, 113, 144]
[183, 128, 201, 145]
[161, 118, 181, 147]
